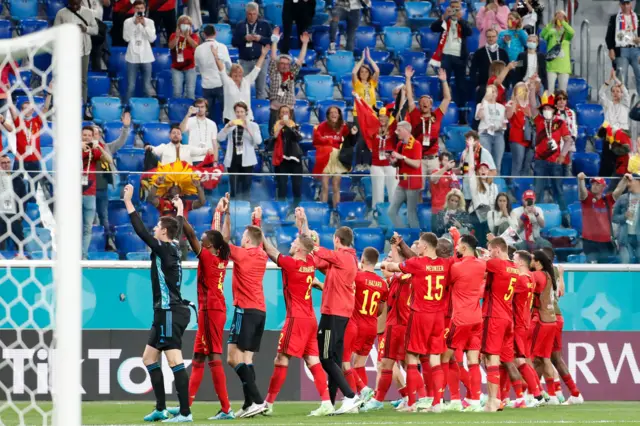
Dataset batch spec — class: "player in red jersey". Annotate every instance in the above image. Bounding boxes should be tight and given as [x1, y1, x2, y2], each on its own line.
[180, 202, 233, 419]
[441, 234, 485, 412]
[342, 247, 388, 404]
[221, 196, 269, 418]
[260, 233, 334, 417]
[483, 238, 526, 411]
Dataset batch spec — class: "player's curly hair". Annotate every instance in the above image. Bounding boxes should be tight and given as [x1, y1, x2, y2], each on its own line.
[533, 250, 557, 291]
[206, 230, 230, 261]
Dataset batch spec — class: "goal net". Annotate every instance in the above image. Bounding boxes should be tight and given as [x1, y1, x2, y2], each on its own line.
[0, 25, 82, 426]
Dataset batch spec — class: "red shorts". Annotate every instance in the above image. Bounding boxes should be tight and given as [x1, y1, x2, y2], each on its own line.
[277, 317, 319, 358]
[406, 311, 445, 355]
[481, 317, 513, 358]
[530, 320, 556, 359]
[499, 322, 514, 363]
[443, 317, 463, 361]
[514, 325, 530, 359]
[193, 309, 226, 355]
[347, 321, 377, 360]
[553, 315, 564, 353]
[380, 324, 406, 361]
[376, 333, 385, 362]
[446, 321, 482, 352]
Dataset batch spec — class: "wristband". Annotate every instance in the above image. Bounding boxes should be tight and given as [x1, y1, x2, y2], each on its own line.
[213, 209, 223, 229]
[271, 34, 280, 43]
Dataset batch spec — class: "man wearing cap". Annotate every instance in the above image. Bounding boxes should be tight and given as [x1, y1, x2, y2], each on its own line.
[606, 0, 640, 95]
[510, 190, 551, 251]
[577, 172, 629, 263]
[612, 174, 640, 263]
[388, 121, 423, 229]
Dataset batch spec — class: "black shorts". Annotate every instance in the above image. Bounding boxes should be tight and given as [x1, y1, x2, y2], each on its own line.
[227, 307, 266, 352]
[318, 314, 349, 363]
[148, 307, 191, 351]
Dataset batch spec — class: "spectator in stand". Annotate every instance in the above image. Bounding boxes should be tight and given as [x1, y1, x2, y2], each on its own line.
[231, 3, 271, 100]
[218, 101, 262, 201]
[328, 0, 362, 54]
[430, 152, 460, 228]
[122, 0, 156, 104]
[488, 192, 517, 235]
[599, 125, 633, 192]
[388, 121, 422, 228]
[498, 12, 528, 63]
[53, 0, 98, 104]
[613, 174, 640, 263]
[8, 100, 48, 178]
[486, 60, 516, 105]
[169, 15, 199, 100]
[516, 0, 540, 35]
[541, 10, 574, 91]
[82, 126, 108, 259]
[145, 124, 212, 165]
[213, 44, 269, 123]
[195, 25, 231, 125]
[83, 0, 109, 72]
[476, 0, 509, 48]
[111, 0, 135, 47]
[93, 112, 131, 251]
[148, 0, 176, 42]
[577, 172, 628, 263]
[179, 98, 218, 165]
[466, 136, 498, 246]
[460, 130, 496, 204]
[469, 29, 509, 104]
[428, 0, 472, 109]
[516, 34, 547, 89]
[432, 188, 471, 237]
[0, 63, 15, 113]
[312, 106, 350, 206]
[281, 0, 315, 54]
[268, 29, 309, 135]
[600, 69, 631, 133]
[0, 111, 13, 154]
[475, 84, 506, 174]
[606, 0, 640, 93]
[148, 175, 206, 217]
[272, 105, 304, 206]
[507, 82, 534, 177]
[554, 90, 577, 177]
[352, 48, 380, 170]
[406, 66, 451, 179]
[203, 0, 220, 24]
[510, 189, 551, 251]
[0, 154, 27, 255]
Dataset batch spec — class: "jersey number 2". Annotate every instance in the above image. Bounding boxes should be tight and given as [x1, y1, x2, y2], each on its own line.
[305, 276, 313, 300]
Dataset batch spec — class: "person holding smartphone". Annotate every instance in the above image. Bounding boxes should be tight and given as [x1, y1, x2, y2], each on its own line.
[180, 98, 218, 165]
[122, 0, 156, 104]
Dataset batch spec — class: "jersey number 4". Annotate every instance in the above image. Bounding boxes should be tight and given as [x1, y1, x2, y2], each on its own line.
[359, 289, 381, 316]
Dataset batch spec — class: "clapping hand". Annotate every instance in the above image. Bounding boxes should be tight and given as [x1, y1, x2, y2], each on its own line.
[123, 184, 134, 202]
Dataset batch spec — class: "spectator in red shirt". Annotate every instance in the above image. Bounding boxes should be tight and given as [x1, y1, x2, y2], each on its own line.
[169, 15, 199, 100]
[148, 0, 177, 43]
[430, 152, 459, 214]
[82, 126, 107, 259]
[506, 81, 534, 178]
[388, 121, 422, 228]
[577, 172, 627, 263]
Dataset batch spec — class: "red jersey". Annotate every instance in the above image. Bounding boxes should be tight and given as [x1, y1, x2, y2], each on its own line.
[82, 147, 102, 196]
[507, 102, 531, 147]
[483, 258, 520, 321]
[169, 33, 199, 71]
[487, 76, 506, 104]
[312, 121, 348, 150]
[229, 245, 267, 311]
[113, 0, 135, 14]
[13, 115, 42, 162]
[148, 0, 176, 11]
[534, 116, 571, 163]
[196, 249, 228, 311]
[386, 273, 412, 326]
[351, 270, 389, 328]
[408, 107, 444, 157]
[449, 256, 486, 326]
[315, 246, 358, 318]
[396, 137, 423, 190]
[278, 254, 316, 319]
[513, 273, 534, 329]
[430, 169, 460, 214]
[400, 256, 452, 313]
[581, 191, 615, 243]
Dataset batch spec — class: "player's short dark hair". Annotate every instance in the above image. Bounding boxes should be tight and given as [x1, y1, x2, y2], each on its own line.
[160, 216, 180, 240]
[362, 247, 379, 266]
[234, 101, 249, 112]
[335, 226, 353, 247]
[488, 237, 508, 253]
[133, 0, 145, 6]
[541, 247, 555, 262]
[170, 123, 182, 133]
[460, 234, 478, 252]
[205, 229, 230, 261]
[464, 130, 479, 142]
[298, 234, 315, 254]
[420, 232, 438, 249]
[436, 238, 453, 258]
[82, 125, 94, 133]
[515, 250, 532, 265]
[202, 24, 216, 37]
[439, 151, 451, 162]
[245, 225, 263, 246]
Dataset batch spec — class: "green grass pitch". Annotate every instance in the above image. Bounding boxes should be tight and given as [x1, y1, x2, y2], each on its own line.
[1, 402, 640, 425]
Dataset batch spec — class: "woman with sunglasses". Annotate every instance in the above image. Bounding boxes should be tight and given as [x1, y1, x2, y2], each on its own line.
[554, 90, 577, 176]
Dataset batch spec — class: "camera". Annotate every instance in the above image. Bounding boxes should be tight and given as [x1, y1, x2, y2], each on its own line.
[525, 199, 533, 206]
[135, 11, 144, 17]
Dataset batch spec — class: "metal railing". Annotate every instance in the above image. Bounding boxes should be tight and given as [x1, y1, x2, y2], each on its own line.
[580, 19, 591, 96]
[596, 43, 607, 94]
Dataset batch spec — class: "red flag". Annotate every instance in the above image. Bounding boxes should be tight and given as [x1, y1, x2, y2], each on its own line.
[354, 97, 381, 151]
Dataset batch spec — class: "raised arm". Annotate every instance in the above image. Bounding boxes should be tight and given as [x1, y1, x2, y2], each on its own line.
[182, 217, 201, 254]
[494, 61, 517, 86]
[437, 68, 451, 114]
[296, 32, 310, 66]
[262, 237, 281, 263]
[405, 66, 416, 112]
[221, 193, 231, 242]
[366, 48, 380, 81]
[124, 184, 160, 250]
[352, 55, 366, 86]
[393, 233, 418, 259]
[577, 172, 588, 201]
[255, 44, 270, 69]
[107, 112, 131, 154]
[613, 174, 631, 201]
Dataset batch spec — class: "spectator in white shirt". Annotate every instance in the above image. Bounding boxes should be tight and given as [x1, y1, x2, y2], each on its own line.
[600, 69, 631, 132]
[212, 43, 269, 123]
[475, 84, 506, 174]
[145, 124, 212, 165]
[195, 24, 231, 125]
[122, 0, 156, 104]
[53, 0, 98, 103]
[466, 134, 499, 247]
[179, 98, 218, 164]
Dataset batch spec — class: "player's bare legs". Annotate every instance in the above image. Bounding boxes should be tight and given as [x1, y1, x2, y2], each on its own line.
[501, 361, 525, 407]
[351, 354, 374, 400]
[484, 354, 501, 412]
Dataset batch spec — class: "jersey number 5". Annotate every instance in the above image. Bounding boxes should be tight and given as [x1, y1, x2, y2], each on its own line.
[359, 289, 381, 316]
[504, 277, 516, 301]
[424, 275, 444, 301]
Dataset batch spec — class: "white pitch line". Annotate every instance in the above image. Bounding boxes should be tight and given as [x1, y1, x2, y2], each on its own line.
[87, 421, 640, 426]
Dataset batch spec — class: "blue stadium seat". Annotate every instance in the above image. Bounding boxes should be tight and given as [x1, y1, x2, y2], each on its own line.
[383, 27, 412, 57]
[337, 201, 371, 227]
[139, 202, 160, 228]
[126, 251, 151, 261]
[305, 150, 316, 173]
[115, 148, 145, 172]
[108, 205, 130, 227]
[494, 177, 508, 193]
[189, 206, 213, 227]
[417, 203, 432, 231]
[88, 252, 120, 261]
[108, 46, 128, 77]
[9, 0, 39, 20]
[393, 228, 421, 245]
[167, 98, 193, 122]
[410, 75, 431, 98]
[299, 123, 314, 141]
[537, 203, 561, 231]
[319, 226, 336, 249]
[575, 125, 588, 152]
[290, 49, 318, 68]
[46, 0, 66, 22]
[368, 50, 394, 76]
[353, 228, 385, 255]
[299, 201, 331, 229]
[89, 226, 107, 252]
[261, 201, 294, 227]
[354, 26, 377, 56]
[8, 71, 31, 94]
[264, 3, 283, 27]
[444, 125, 471, 157]
[467, 28, 481, 53]
[441, 102, 459, 128]
[375, 202, 408, 233]
[566, 78, 589, 108]
[15, 95, 44, 111]
[104, 121, 135, 148]
[420, 27, 440, 55]
[340, 75, 354, 103]
[115, 231, 147, 254]
[151, 48, 172, 77]
[304, 75, 334, 104]
[370, 1, 398, 32]
[227, 1, 248, 24]
[567, 253, 586, 264]
[378, 75, 405, 103]
[326, 51, 355, 79]
[40, 125, 53, 148]
[91, 97, 123, 124]
[0, 20, 12, 39]
[214, 23, 232, 45]
[317, 100, 347, 122]
[575, 103, 604, 136]
[141, 122, 170, 146]
[129, 97, 160, 124]
[572, 152, 601, 177]
[18, 19, 47, 35]
[563, 183, 579, 207]
[154, 70, 173, 102]
[295, 99, 311, 123]
[252, 99, 271, 124]
[0, 250, 18, 259]
[87, 72, 111, 99]
[250, 175, 276, 204]
[568, 202, 582, 234]
[228, 200, 251, 235]
[399, 51, 428, 75]
[405, 1, 434, 30]
[312, 25, 332, 57]
[275, 226, 299, 253]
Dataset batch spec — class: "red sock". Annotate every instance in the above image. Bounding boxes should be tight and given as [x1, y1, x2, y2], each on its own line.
[209, 360, 231, 413]
[459, 362, 472, 399]
[406, 364, 424, 406]
[555, 380, 562, 393]
[499, 366, 509, 400]
[431, 364, 445, 406]
[188, 360, 205, 406]
[561, 374, 580, 397]
[344, 369, 357, 394]
[487, 365, 500, 386]
[441, 362, 450, 400]
[353, 367, 366, 392]
[265, 364, 288, 404]
[374, 369, 393, 402]
[398, 386, 408, 398]
[354, 366, 368, 389]
[310, 363, 330, 401]
[545, 377, 556, 394]
[512, 379, 523, 399]
[420, 359, 433, 398]
[468, 364, 482, 401]
[518, 364, 540, 397]
[448, 360, 461, 400]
